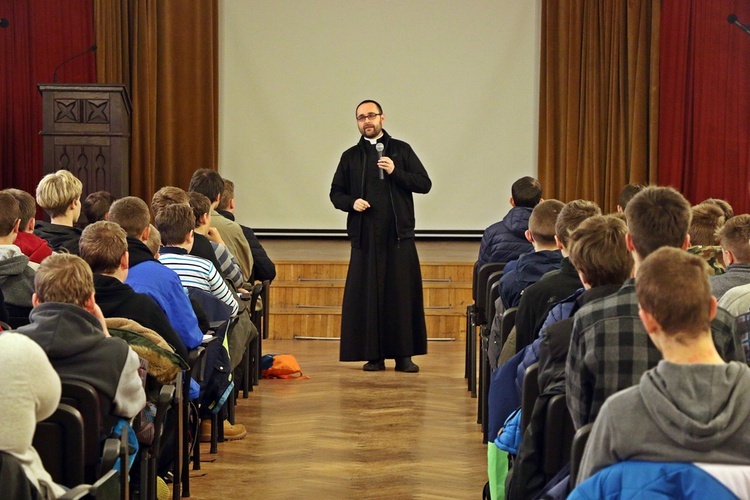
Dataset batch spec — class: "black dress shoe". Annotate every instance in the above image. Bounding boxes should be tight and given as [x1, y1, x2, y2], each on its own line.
[395, 357, 419, 373]
[363, 360, 385, 371]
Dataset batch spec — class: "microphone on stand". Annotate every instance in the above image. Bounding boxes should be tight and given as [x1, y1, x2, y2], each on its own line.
[53, 44, 97, 83]
[728, 14, 750, 36]
[376, 143, 385, 180]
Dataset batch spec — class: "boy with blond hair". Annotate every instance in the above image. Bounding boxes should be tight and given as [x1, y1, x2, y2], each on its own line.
[33, 170, 83, 254]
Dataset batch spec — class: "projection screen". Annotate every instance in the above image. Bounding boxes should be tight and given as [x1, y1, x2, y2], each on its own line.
[219, 0, 540, 235]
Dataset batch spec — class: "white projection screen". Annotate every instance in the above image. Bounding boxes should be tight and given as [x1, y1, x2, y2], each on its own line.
[218, 0, 540, 235]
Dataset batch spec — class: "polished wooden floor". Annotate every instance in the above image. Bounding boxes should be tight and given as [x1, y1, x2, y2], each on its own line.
[185, 339, 487, 499]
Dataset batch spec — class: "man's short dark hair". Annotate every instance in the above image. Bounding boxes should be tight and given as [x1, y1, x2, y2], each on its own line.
[624, 186, 691, 258]
[108, 196, 151, 237]
[689, 202, 725, 246]
[82, 191, 116, 225]
[218, 179, 235, 211]
[618, 184, 644, 210]
[355, 100, 383, 115]
[0, 192, 20, 237]
[188, 192, 212, 228]
[1, 189, 36, 230]
[188, 169, 225, 204]
[529, 199, 564, 246]
[511, 177, 542, 208]
[155, 204, 195, 246]
[555, 199, 602, 248]
[151, 186, 189, 219]
[717, 214, 750, 264]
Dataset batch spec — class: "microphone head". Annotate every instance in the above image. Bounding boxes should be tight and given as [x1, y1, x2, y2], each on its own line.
[375, 143, 384, 153]
[728, 14, 738, 24]
[90, 44, 98, 51]
[0, 18, 9, 28]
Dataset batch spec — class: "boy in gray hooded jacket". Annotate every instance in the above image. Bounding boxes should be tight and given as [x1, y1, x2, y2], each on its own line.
[577, 247, 750, 485]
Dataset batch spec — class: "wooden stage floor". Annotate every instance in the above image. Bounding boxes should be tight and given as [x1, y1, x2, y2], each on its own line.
[258, 237, 480, 263]
[185, 338, 487, 499]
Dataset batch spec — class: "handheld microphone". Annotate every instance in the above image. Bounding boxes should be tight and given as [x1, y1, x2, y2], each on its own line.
[728, 14, 750, 36]
[53, 44, 97, 83]
[376, 143, 385, 180]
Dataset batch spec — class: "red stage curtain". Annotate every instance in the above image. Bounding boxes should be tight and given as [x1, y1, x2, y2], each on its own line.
[0, 0, 96, 193]
[659, 0, 750, 211]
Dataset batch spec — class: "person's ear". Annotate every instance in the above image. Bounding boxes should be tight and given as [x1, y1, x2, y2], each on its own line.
[708, 295, 718, 322]
[200, 213, 209, 227]
[120, 250, 129, 271]
[140, 225, 151, 242]
[25, 218, 35, 233]
[577, 270, 590, 288]
[525, 229, 534, 243]
[186, 230, 194, 245]
[83, 292, 97, 314]
[32, 293, 41, 308]
[626, 232, 636, 253]
[12, 218, 20, 235]
[229, 198, 235, 211]
[509, 197, 515, 207]
[554, 234, 564, 250]
[722, 248, 735, 266]
[638, 307, 660, 335]
[682, 235, 691, 250]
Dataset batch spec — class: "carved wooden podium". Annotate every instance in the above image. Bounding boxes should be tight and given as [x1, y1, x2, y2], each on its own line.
[38, 84, 131, 198]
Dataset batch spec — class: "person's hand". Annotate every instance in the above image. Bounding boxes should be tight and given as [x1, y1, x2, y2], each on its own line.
[378, 156, 395, 175]
[353, 198, 370, 212]
[206, 227, 225, 244]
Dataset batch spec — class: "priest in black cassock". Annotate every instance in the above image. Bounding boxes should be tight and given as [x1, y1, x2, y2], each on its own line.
[330, 100, 432, 372]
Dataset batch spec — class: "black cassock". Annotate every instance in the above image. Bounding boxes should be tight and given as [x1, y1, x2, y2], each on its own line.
[337, 140, 428, 361]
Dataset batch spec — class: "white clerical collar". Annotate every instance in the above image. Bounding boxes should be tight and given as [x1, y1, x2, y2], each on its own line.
[365, 133, 383, 145]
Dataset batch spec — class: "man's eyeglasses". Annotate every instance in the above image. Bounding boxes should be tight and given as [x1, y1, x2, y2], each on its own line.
[356, 113, 382, 122]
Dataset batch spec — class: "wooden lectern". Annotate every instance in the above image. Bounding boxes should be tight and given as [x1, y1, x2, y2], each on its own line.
[38, 84, 131, 198]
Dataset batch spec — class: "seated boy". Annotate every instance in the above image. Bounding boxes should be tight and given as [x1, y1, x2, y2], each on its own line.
[33, 170, 84, 254]
[16, 253, 146, 421]
[513, 199, 600, 353]
[0, 193, 37, 325]
[499, 199, 564, 309]
[566, 187, 742, 431]
[0, 332, 65, 498]
[155, 204, 238, 317]
[1, 188, 52, 264]
[477, 176, 542, 268]
[79, 220, 189, 361]
[711, 214, 750, 299]
[576, 247, 750, 485]
[108, 196, 204, 353]
[686, 201, 727, 275]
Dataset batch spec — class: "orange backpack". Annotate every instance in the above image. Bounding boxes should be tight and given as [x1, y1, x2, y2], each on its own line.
[261, 354, 309, 380]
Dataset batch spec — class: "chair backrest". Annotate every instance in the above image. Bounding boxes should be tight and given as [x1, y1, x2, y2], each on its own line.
[476, 263, 507, 325]
[260, 279, 270, 339]
[60, 380, 106, 471]
[521, 362, 539, 433]
[0, 451, 42, 500]
[543, 393, 576, 480]
[500, 307, 518, 346]
[33, 403, 85, 488]
[187, 287, 232, 322]
[487, 280, 501, 327]
[569, 423, 593, 488]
